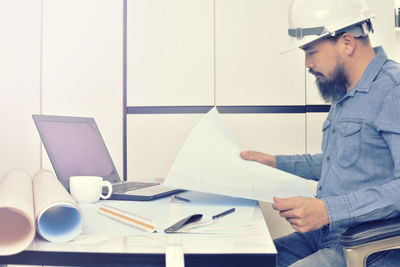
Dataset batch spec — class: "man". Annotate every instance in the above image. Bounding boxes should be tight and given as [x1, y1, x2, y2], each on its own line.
[241, 0, 400, 266]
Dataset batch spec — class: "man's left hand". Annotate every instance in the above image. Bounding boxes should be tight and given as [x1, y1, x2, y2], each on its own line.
[272, 196, 330, 232]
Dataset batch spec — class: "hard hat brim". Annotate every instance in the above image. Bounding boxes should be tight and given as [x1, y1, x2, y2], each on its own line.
[280, 33, 329, 54]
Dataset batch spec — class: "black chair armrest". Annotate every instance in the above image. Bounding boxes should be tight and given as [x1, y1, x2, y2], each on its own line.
[339, 217, 400, 247]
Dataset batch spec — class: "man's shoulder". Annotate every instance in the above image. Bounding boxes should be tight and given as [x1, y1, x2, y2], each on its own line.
[378, 59, 400, 86]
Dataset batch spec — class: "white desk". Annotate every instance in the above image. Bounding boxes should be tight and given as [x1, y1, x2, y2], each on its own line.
[0, 192, 277, 266]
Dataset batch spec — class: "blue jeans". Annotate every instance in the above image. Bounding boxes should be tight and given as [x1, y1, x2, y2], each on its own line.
[275, 231, 400, 267]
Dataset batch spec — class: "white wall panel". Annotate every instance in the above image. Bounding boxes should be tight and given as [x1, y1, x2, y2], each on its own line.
[306, 0, 397, 104]
[222, 114, 306, 155]
[215, 0, 305, 105]
[127, 0, 214, 106]
[395, 0, 400, 60]
[395, 0, 400, 62]
[127, 114, 203, 180]
[367, 0, 396, 58]
[41, 0, 123, 175]
[394, 0, 400, 62]
[0, 0, 41, 177]
[396, 30, 400, 61]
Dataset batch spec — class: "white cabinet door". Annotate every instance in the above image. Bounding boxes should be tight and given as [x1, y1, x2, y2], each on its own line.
[42, 0, 124, 175]
[127, 114, 204, 180]
[215, 0, 305, 106]
[127, 0, 214, 106]
[0, 0, 41, 177]
[222, 114, 306, 155]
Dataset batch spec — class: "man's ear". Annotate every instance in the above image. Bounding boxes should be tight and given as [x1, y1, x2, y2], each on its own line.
[340, 33, 356, 56]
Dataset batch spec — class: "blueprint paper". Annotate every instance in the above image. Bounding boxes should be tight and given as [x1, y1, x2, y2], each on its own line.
[33, 169, 83, 242]
[0, 169, 35, 256]
[175, 191, 257, 226]
[79, 198, 170, 236]
[78, 191, 256, 236]
[0, 169, 83, 256]
[163, 107, 313, 202]
[170, 191, 257, 234]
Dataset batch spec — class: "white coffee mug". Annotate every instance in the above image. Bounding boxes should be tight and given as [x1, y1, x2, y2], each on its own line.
[69, 176, 112, 204]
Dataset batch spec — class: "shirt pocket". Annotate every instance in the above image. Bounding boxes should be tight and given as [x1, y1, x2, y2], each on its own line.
[321, 119, 332, 153]
[336, 121, 362, 168]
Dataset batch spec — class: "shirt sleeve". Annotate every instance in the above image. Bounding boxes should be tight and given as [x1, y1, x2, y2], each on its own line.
[323, 85, 400, 230]
[276, 153, 323, 181]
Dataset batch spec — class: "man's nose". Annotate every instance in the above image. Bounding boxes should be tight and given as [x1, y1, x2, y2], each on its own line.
[305, 55, 314, 69]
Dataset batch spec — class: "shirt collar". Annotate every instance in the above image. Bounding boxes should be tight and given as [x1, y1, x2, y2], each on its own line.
[347, 46, 387, 96]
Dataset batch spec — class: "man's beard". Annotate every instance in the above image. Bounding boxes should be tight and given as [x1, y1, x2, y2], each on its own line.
[310, 65, 348, 103]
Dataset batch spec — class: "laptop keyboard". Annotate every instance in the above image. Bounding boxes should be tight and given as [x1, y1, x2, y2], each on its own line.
[110, 181, 158, 193]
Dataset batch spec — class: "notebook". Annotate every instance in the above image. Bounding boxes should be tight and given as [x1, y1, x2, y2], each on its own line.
[32, 114, 183, 201]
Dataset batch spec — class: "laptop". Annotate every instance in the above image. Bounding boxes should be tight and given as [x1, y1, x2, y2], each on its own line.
[32, 114, 183, 201]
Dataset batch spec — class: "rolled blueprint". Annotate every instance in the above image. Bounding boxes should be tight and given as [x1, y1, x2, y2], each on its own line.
[33, 169, 83, 242]
[0, 168, 84, 256]
[0, 169, 35, 256]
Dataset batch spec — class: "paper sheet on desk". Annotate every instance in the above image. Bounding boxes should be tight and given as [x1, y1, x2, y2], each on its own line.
[163, 107, 313, 203]
[171, 191, 257, 234]
[78, 192, 257, 236]
[176, 191, 256, 225]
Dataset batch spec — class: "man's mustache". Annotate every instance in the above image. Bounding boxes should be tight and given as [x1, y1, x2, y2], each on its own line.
[309, 69, 324, 77]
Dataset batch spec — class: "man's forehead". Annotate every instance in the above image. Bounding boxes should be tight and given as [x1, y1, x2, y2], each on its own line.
[301, 39, 321, 51]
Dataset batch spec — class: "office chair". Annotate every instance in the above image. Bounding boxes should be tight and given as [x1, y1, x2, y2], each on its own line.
[339, 217, 400, 267]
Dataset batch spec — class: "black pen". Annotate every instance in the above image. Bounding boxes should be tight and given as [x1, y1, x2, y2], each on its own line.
[173, 195, 191, 202]
[212, 208, 236, 220]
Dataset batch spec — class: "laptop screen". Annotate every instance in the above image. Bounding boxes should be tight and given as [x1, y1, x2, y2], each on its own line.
[33, 115, 120, 190]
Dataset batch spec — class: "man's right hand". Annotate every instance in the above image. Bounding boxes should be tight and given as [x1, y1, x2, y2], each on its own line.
[240, 150, 277, 168]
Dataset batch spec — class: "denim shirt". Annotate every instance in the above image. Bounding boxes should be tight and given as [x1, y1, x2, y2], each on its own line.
[276, 47, 400, 238]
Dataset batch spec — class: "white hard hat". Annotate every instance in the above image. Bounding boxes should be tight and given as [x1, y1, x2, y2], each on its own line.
[281, 0, 374, 53]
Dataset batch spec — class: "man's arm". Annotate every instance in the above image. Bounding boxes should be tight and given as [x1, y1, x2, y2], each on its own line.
[241, 147, 400, 232]
[241, 150, 323, 181]
[241, 150, 327, 232]
[240, 151, 276, 168]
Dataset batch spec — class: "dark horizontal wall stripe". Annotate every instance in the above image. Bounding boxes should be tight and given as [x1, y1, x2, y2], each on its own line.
[306, 105, 331, 113]
[127, 105, 331, 114]
[218, 106, 305, 113]
[127, 106, 214, 114]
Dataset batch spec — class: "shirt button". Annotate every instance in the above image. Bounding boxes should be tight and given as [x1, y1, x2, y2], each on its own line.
[318, 186, 322, 191]
[326, 156, 330, 162]
[332, 128, 336, 134]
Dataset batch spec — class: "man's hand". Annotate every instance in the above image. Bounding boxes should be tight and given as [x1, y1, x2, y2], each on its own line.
[240, 150, 277, 168]
[272, 196, 329, 232]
